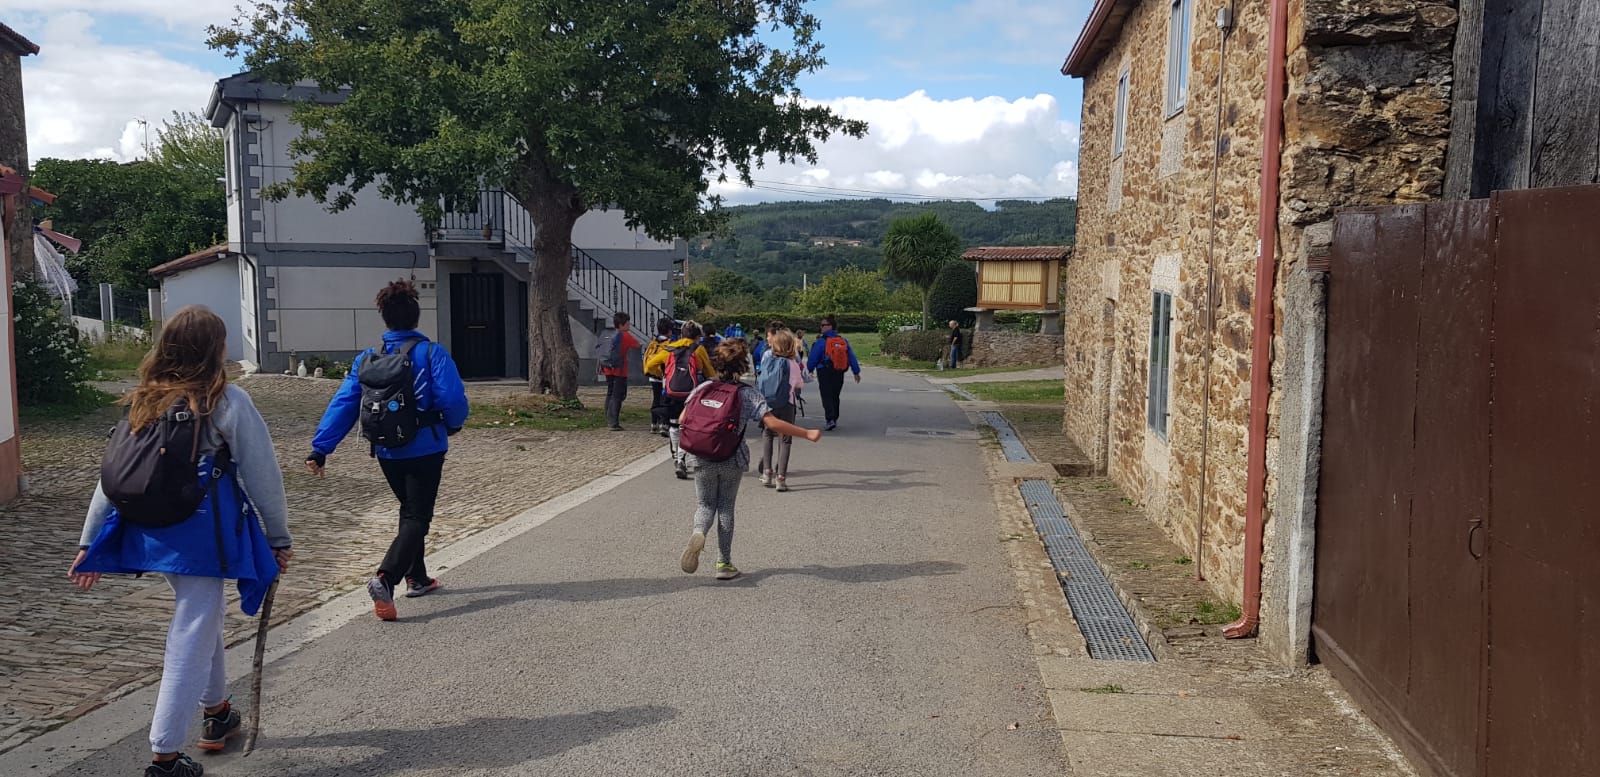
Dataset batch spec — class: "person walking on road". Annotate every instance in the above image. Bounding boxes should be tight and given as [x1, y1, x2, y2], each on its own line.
[69, 306, 293, 777]
[805, 314, 861, 431]
[679, 338, 822, 580]
[306, 280, 470, 621]
[599, 312, 643, 431]
[945, 320, 964, 370]
[644, 316, 675, 436]
[646, 321, 717, 479]
[757, 329, 807, 492]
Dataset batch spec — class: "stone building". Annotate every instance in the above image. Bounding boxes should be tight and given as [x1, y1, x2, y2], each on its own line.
[1061, 0, 1599, 664]
[0, 21, 37, 285]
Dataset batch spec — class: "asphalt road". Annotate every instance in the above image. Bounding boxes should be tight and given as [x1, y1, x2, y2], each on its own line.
[65, 367, 1064, 776]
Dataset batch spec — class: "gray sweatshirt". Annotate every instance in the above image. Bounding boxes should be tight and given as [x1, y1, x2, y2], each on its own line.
[78, 384, 292, 548]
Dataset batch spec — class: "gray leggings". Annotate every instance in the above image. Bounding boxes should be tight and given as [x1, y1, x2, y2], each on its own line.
[759, 404, 795, 478]
[693, 460, 742, 563]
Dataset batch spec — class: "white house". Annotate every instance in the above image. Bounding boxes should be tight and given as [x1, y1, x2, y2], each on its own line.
[202, 72, 682, 379]
[149, 244, 247, 361]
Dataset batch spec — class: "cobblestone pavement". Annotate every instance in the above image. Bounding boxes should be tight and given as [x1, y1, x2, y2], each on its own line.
[0, 376, 662, 753]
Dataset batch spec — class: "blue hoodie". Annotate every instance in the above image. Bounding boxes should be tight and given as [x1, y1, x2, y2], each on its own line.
[807, 330, 861, 375]
[312, 330, 471, 460]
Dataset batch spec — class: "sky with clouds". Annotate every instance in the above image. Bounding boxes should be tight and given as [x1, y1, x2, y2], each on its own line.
[5, 0, 1092, 204]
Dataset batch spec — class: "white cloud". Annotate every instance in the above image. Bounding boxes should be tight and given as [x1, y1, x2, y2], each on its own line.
[20, 13, 223, 162]
[2, 1, 238, 28]
[712, 91, 1080, 204]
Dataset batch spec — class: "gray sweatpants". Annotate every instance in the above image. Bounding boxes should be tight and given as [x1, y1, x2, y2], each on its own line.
[693, 460, 742, 563]
[152, 574, 229, 753]
[759, 404, 796, 479]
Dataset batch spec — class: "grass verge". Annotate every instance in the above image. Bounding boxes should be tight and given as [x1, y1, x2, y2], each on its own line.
[962, 380, 1064, 403]
[21, 387, 118, 423]
[467, 393, 651, 432]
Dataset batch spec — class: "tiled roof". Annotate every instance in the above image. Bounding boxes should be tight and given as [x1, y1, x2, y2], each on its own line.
[1061, 0, 1137, 77]
[149, 244, 231, 278]
[961, 246, 1073, 262]
[0, 21, 40, 56]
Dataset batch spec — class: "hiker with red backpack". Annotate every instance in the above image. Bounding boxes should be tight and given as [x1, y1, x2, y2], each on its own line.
[305, 280, 470, 621]
[679, 338, 822, 580]
[805, 314, 862, 431]
[69, 306, 292, 777]
[645, 320, 716, 479]
[598, 312, 644, 431]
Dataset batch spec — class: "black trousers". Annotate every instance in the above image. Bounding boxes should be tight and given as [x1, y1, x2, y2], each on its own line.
[817, 368, 846, 423]
[649, 379, 670, 426]
[376, 452, 445, 588]
[605, 375, 628, 427]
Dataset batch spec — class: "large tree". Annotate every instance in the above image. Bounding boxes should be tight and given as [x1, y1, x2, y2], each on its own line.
[209, 0, 866, 398]
[880, 212, 961, 328]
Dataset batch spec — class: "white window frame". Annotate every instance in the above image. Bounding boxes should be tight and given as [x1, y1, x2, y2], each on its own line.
[1147, 290, 1174, 438]
[1166, 0, 1192, 116]
[1112, 70, 1130, 158]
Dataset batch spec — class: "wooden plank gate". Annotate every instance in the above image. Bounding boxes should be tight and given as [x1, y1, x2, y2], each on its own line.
[1315, 185, 1600, 777]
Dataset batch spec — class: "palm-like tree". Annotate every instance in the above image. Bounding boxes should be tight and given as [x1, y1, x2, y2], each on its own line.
[881, 213, 962, 329]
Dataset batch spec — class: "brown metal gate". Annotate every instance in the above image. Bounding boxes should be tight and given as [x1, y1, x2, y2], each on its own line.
[1315, 185, 1600, 777]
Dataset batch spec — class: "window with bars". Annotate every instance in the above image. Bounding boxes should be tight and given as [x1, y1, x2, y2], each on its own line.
[1113, 70, 1130, 157]
[1166, 0, 1192, 116]
[1147, 290, 1173, 437]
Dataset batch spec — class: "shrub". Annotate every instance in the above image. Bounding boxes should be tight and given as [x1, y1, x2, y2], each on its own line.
[994, 312, 1042, 333]
[303, 354, 350, 380]
[928, 262, 978, 327]
[881, 329, 949, 362]
[877, 312, 922, 338]
[14, 282, 92, 405]
[694, 311, 887, 334]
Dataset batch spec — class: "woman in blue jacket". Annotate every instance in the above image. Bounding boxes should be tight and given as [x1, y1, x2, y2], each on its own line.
[70, 306, 293, 777]
[305, 280, 469, 621]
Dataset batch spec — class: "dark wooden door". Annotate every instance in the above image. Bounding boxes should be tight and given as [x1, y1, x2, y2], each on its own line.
[1315, 186, 1600, 777]
[451, 272, 504, 379]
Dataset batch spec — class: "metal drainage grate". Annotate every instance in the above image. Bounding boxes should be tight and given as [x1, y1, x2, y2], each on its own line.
[1018, 479, 1155, 662]
[981, 412, 1035, 462]
[940, 384, 978, 401]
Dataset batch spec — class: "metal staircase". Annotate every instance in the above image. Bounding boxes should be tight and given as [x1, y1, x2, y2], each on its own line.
[431, 189, 670, 335]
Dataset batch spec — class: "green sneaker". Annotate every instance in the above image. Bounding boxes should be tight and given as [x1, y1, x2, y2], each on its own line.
[680, 531, 705, 574]
[714, 563, 741, 580]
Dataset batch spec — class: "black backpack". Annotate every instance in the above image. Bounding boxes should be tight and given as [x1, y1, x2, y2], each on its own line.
[358, 339, 442, 452]
[101, 399, 226, 528]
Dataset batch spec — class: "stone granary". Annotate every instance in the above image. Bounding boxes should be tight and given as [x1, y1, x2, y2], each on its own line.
[1060, 0, 1600, 669]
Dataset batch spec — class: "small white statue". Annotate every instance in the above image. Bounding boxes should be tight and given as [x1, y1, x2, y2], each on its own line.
[297, 361, 308, 378]
[313, 367, 324, 378]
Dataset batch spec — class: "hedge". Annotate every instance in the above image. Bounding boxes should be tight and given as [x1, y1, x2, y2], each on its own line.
[928, 263, 977, 327]
[882, 329, 954, 362]
[690, 311, 893, 334]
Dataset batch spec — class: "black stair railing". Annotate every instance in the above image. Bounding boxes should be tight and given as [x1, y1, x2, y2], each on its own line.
[432, 190, 669, 330]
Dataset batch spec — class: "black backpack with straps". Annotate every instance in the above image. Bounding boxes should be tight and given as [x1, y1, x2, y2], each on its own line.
[358, 339, 442, 452]
[101, 399, 228, 528]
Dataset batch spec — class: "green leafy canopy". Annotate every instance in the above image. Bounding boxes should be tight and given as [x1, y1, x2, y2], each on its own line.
[207, 0, 869, 239]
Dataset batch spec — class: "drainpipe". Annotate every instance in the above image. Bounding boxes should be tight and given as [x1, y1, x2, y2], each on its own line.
[1224, 0, 1289, 640]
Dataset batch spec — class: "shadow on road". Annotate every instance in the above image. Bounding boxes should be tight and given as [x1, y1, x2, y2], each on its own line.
[405, 560, 966, 624]
[252, 705, 677, 775]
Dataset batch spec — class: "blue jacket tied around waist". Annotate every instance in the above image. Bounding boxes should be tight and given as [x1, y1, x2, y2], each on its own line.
[78, 456, 281, 616]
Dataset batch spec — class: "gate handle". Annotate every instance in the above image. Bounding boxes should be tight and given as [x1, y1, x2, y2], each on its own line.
[1467, 520, 1486, 560]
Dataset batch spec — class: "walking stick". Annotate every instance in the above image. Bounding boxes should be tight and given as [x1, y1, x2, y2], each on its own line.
[242, 579, 278, 756]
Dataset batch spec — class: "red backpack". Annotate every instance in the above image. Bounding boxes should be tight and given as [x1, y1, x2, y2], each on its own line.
[679, 381, 745, 462]
[663, 346, 702, 398]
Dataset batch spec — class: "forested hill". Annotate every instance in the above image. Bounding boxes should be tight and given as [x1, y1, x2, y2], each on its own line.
[690, 198, 1077, 289]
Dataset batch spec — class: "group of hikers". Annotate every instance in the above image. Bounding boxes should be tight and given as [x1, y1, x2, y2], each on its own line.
[64, 279, 867, 776]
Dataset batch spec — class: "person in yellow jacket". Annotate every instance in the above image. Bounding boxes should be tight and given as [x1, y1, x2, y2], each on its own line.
[643, 317, 676, 436]
[645, 321, 716, 479]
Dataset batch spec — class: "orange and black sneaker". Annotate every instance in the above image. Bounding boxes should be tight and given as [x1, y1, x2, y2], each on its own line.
[367, 577, 398, 621]
[196, 701, 240, 752]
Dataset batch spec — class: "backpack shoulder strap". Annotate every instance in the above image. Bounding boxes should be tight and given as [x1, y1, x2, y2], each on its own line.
[398, 338, 424, 356]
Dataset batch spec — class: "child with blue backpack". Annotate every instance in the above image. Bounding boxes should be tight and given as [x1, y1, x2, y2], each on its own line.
[757, 329, 807, 492]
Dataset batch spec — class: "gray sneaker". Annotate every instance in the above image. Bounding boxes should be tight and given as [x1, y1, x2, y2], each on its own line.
[759, 471, 773, 487]
[680, 531, 706, 574]
[775, 477, 789, 493]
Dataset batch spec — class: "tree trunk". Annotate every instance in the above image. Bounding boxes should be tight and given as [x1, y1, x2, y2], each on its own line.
[511, 164, 585, 399]
[921, 289, 931, 330]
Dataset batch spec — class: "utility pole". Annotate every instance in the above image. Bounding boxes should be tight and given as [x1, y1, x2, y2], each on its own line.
[135, 118, 150, 159]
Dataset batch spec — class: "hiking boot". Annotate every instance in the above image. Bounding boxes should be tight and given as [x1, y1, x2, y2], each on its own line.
[404, 577, 441, 598]
[775, 477, 789, 493]
[367, 577, 397, 621]
[146, 754, 203, 776]
[196, 701, 240, 752]
[681, 531, 706, 574]
[714, 563, 741, 581]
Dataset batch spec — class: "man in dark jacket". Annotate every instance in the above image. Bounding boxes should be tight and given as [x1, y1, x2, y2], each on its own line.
[306, 280, 470, 621]
[946, 320, 964, 369]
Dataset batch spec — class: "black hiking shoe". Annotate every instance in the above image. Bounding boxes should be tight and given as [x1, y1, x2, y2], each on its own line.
[196, 700, 240, 752]
[146, 754, 203, 776]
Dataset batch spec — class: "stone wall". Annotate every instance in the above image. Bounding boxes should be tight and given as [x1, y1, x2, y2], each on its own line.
[0, 51, 32, 283]
[968, 331, 1063, 368]
[1064, 0, 1272, 606]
